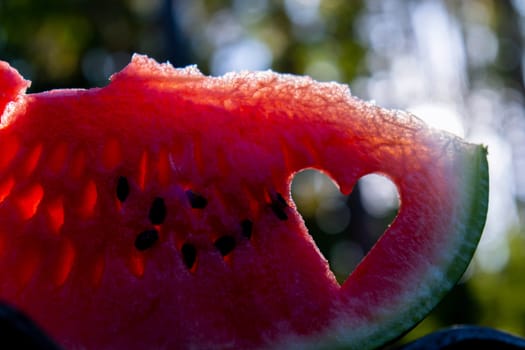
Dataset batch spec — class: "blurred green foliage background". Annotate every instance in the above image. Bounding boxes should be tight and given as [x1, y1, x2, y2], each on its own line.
[2, 0, 525, 346]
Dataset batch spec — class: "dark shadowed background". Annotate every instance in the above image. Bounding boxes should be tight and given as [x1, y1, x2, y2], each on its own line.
[1, 0, 525, 346]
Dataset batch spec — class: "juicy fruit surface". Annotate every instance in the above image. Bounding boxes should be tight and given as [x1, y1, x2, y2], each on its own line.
[0, 55, 488, 349]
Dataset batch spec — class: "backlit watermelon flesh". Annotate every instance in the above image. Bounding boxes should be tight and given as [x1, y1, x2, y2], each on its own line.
[0, 55, 488, 349]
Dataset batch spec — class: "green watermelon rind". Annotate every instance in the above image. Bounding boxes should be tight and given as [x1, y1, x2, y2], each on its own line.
[276, 142, 488, 350]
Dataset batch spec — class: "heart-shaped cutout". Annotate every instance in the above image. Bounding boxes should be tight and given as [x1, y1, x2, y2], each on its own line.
[291, 169, 400, 284]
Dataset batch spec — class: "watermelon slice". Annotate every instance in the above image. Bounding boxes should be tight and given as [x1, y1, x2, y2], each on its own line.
[0, 55, 488, 349]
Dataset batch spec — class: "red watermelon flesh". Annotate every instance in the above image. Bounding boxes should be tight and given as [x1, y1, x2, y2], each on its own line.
[0, 55, 488, 349]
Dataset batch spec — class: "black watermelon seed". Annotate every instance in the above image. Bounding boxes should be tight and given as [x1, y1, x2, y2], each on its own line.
[116, 176, 130, 202]
[181, 243, 197, 269]
[135, 229, 159, 251]
[214, 236, 236, 256]
[270, 192, 288, 221]
[149, 197, 167, 225]
[241, 219, 253, 239]
[186, 190, 208, 209]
